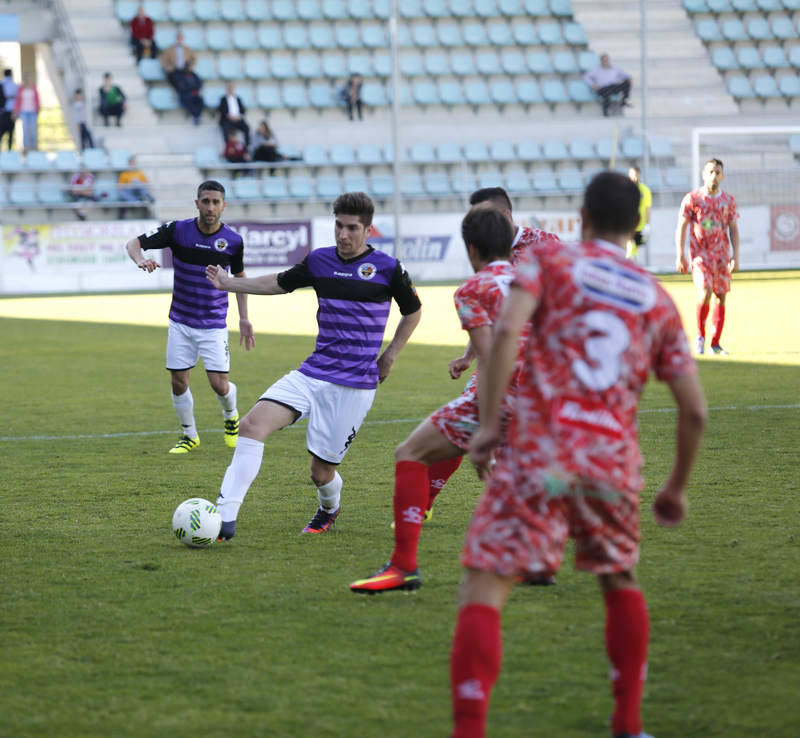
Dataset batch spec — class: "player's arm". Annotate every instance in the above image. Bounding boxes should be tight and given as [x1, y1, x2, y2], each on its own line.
[377, 306, 421, 383]
[675, 213, 690, 273]
[652, 372, 707, 527]
[206, 265, 287, 295]
[728, 219, 740, 273]
[449, 341, 475, 379]
[125, 236, 160, 273]
[231, 270, 256, 350]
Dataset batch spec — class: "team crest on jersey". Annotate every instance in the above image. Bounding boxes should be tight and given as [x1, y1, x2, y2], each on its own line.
[701, 217, 716, 230]
[213, 238, 228, 251]
[573, 258, 656, 313]
[358, 263, 377, 280]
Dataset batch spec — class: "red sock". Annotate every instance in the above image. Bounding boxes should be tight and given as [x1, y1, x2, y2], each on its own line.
[427, 456, 463, 509]
[451, 604, 501, 738]
[391, 460, 429, 572]
[604, 588, 650, 737]
[711, 303, 725, 345]
[697, 302, 710, 337]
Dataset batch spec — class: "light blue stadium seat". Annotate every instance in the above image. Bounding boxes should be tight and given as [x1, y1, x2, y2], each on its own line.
[557, 169, 584, 192]
[707, 0, 732, 10]
[513, 23, 538, 45]
[727, 75, 755, 97]
[501, 51, 527, 75]
[257, 84, 282, 109]
[477, 170, 504, 188]
[181, 27, 206, 50]
[0, 150, 23, 171]
[490, 140, 516, 162]
[400, 174, 425, 197]
[371, 174, 394, 198]
[752, 74, 780, 97]
[289, 176, 316, 199]
[525, 0, 549, 14]
[553, 50, 578, 74]
[361, 24, 386, 48]
[344, 173, 370, 192]
[737, 47, 763, 70]
[109, 149, 132, 170]
[527, 51, 552, 74]
[194, 145, 223, 168]
[488, 22, 513, 45]
[424, 171, 452, 196]
[82, 148, 108, 170]
[564, 23, 587, 45]
[550, 0, 573, 15]
[770, 16, 795, 40]
[622, 136, 644, 158]
[168, 0, 193, 22]
[782, 0, 800, 10]
[154, 27, 177, 49]
[477, 52, 500, 76]
[233, 178, 261, 200]
[52, 150, 80, 171]
[307, 25, 334, 49]
[463, 23, 488, 46]
[317, 175, 341, 199]
[438, 24, 463, 46]
[541, 79, 568, 104]
[436, 141, 462, 163]
[410, 142, 436, 163]
[222, 0, 246, 20]
[400, 52, 426, 76]
[272, 0, 297, 20]
[373, 0, 392, 18]
[270, 55, 296, 79]
[499, 0, 523, 13]
[303, 145, 329, 166]
[568, 138, 594, 160]
[400, 0, 425, 16]
[284, 25, 309, 50]
[148, 86, 178, 111]
[298, 0, 321, 19]
[507, 169, 532, 194]
[10, 180, 38, 205]
[450, 0, 474, 16]
[567, 79, 595, 103]
[595, 137, 619, 159]
[465, 80, 491, 105]
[649, 136, 673, 158]
[451, 53, 476, 76]
[425, 52, 450, 76]
[531, 169, 557, 193]
[439, 80, 465, 105]
[696, 19, 722, 42]
[747, 18, 772, 42]
[779, 75, 800, 97]
[336, 25, 361, 48]
[218, 56, 243, 80]
[451, 170, 477, 195]
[38, 178, 68, 205]
[517, 80, 543, 104]
[356, 143, 383, 165]
[474, 0, 499, 16]
[373, 53, 392, 76]
[246, 0, 270, 20]
[788, 46, 800, 68]
[94, 178, 118, 202]
[413, 81, 440, 105]
[578, 50, 599, 72]
[757, 0, 782, 9]
[330, 144, 355, 166]
[361, 82, 387, 106]
[194, 56, 217, 80]
[538, 23, 564, 45]
[258, 26, 282, 50]
[202, 84, 225, 109]
[683, 0, 708, 12]
[542, 139, 568, 161]
[721, 18, 748, 41]
[424, 0, 449, 16]
[195, 0, 220, 21]
[296, 54, 322, 79]
[711, 47, 738, 70]
[462, 141, 489, 162]
[308, 83, 334, 108]
[24, 150, 52, 170]
[139, 58, 166, 81]
[206, 26, 231, 52]
[116, 1, 138, 22]
[322, 54, 348, 78]
[413, 25, 439, 47]
[283, 85, 310, 109]
[762, 46, 789, 69]
[491, 80, 517, 105]
[238, 85, 256, 109]
[244, 56, 269, 79]
[263, 177, 290, 200]
[232, 27, 258, 51]
[143, 1, 167, 21]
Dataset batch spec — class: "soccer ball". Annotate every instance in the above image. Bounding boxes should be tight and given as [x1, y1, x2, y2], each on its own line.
[172, 498, 222, 548]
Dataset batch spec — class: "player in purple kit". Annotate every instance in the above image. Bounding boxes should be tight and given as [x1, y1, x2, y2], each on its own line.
[204, 192, 421, 537]
[125, 180, 255, 454]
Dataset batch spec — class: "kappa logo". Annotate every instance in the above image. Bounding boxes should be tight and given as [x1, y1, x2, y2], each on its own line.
[402, 506, 425, 525]
[358, 263, 377, 280]
[456, 680, 485, 700]
[214, 237, 229, 251]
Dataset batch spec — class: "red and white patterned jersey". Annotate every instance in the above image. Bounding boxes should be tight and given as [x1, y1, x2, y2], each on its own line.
[507, 238, 696, 495]
[511, 225, 561, 264]
[680, 188, 738, 265]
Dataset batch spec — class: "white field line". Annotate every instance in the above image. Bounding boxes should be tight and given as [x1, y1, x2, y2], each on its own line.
[1, 403, 798, 443]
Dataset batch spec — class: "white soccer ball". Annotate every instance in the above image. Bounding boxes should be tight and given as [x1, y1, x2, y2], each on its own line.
[172, 498, 222, 548]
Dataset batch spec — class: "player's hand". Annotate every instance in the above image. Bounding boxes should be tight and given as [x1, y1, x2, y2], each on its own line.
[376, 351, 396, 383]
[468, 426, 502, 480]
[448, 356, 471, 379]
[137, 258, 160, 273]
[652, 487, 687, 527]
[239, 319, 255, 350]
[676, 254, 688, 274]
[729, 258, 738, 273]
[205, 264, 228, 289]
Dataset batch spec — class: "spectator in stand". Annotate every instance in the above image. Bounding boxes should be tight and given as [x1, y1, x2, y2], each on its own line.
[218, 82, 250, 148]
[117, 154, 154, 219]
[69, 167, 96, 220]
[223, 131, 250, 178]
[174, 59, 204, 125]
[160, 31, 197, 90]
[583, 53, 632, 117]
[71, 88, 94, 151]
[340, 73, 363, 121]
[98, 72, 126, 127]
[0, 69, 17, 151]
[130, 4, 158, 63]
[14, 74, 39, 152]
[251, 120, 284, 163]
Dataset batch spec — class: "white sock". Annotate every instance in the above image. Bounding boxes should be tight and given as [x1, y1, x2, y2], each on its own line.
[217, 381, 238, 419]
[216, 436, 264, 522]
[172, 389, 197, 439]
[316, 471, 342, 513]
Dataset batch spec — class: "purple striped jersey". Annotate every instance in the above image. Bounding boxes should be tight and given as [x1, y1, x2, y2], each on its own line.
[137, 218, 244, 329]
[277, 245, 421, 389]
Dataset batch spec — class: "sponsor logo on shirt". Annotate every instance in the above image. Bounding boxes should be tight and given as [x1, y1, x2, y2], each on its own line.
[358, 263, 377, 280]
[333, 271, 352, 277]
[194, 242, 211, 249]
[214, 238, 229, 251]
[554, 396, 624, 439]
[573, 258, 656, 313]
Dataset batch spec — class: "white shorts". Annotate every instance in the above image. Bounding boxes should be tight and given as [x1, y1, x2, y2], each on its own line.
[166, 319, 230, 373]
[261, 370, 376, 464]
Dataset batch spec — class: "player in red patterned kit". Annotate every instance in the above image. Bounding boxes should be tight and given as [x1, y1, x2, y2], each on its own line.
[450, 172, 707, 738]
[675, 157, 740, 355]
[350, 204, 518, 594]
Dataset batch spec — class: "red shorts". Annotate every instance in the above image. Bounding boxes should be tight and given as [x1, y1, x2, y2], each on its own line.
[692, 257, 731, 296]
[461, 454, 641, 576]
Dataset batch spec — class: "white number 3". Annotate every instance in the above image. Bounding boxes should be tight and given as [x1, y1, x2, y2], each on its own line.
[572, 310, 630, 391]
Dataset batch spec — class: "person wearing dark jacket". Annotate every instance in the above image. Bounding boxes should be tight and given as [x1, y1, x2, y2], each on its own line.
[218, 82, 250, 147]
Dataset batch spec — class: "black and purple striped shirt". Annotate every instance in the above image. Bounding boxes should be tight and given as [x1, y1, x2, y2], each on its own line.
[138, 218, 244, 329]
[277, 245, 421, 389]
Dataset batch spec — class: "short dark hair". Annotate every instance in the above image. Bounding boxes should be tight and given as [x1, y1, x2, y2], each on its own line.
[583, 171, 640, 236]
[197, 180, 226, 199]
[333, 191, 375, 227]
[704, 157, 724, 170]
[461, 204, 514, 262]
[469, 186, 513, 213]
[3, 69, 11, 77]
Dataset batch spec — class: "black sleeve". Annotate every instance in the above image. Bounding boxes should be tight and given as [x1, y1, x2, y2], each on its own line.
[238, 96, 246, 115]
[276, 256, 314, 293]
[390, 261, 422, 315]
[137, 220, 177, 251]
[230, 237, 244, 274]
[117, 86, 126, 102]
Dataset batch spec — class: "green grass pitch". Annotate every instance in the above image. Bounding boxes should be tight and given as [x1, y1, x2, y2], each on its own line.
[1, 271, 799, 738]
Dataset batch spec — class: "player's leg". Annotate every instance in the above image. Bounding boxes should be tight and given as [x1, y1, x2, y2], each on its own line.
[166, 321, 201, 453]
[710, 269, 731, 353]
[198, 326, 240, 447]
[426, 456, 463, 517]
[692, 266, 713, 355]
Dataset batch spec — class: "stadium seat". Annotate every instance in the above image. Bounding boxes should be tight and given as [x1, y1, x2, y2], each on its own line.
[317, 175, 341, 199]
[153, 26, 177, 49]
[258, 26, 283, 50]
[24, 150, 52, 170]
[283, 85, 310, 109]
[553, 51, 579, 74]
[399, 0, 425, 16]
[257, 84, 282, 109]
[410, 142, 436, 164]
[181, 27, 206, 50]
[38, 178, 68, 205]
[737, 47, 763, 71]
[356, 143, 384, 165]
[757, 0, 782, 9]
[721, 19, 748, 41]
[142, 1, 167, 21]
[206, 26, 231, 52]
[245, 0, 270, 20]
[344, 174, 370, 193]
[94, 177, 118, 202]
[309, 84, 335, 108]
[541, 139, 569, 161]
[167, 0, 193, 22]
[564, 23, 587, 45]
[116, 1, 138, 22]
[567, 79, 595, 103]
[424, 0, 449, 16]
[711, 47, 738, 71]
[373, 53, 393, 76]
[683, 0, 708, 12]
[499, 0, 523, 14]
[195, 0, 220, 21]
[348, 51, 372, 75]
[752, 74, 780, 97]
[450, 0, 474, 16]
[424, 171, 452, 196]
[465, 80, 491, 106]
[525, 0, 549, 14]
[578, 50, 599, 72]
[400, 174, 425, 197]
[138, 58, 165, 81]
[747, 18, 772, 42]
[373, 0, 392, 18]
[148, 87, 178, 111]
[731, 0, 755, 8]
[727, 75, 755, 97]
[550, 0, 573, 16]
[289, 176, 316, 199]
[194, 56, 216, 80]
[501, 50, 527, 75]
[516, 80, 543, 104]
[329, 144, 355, 166]
[0, 150, 23, 171]
[463, 141, 491, 162]
[568, 138, 595, 161]
[451, 53, 476, 76]
[221, 0, 246, 20]
[109, 149, 132, 170]
[201, 84, 224, 110]
[194, 145, 223, 168]
[506, 169, 532, 194]
[361, 24, 386, 48]
[538, 23, 564, 45]
[531, 169, 557, 193]
[52, 150, 80, 171]
[513, 23, 538, 45]
[438, 24, 463, 46]
[770, 16, 795, 40]
[413, 25, 438, 47]
[303, 145, 328, 167]
[557, 169, 584, 192]
[321, 54, 347, 79]
[413, 81, 440, 105]
[270, 55, 296, 79]
[361, 82, 387, 106]
[696, 19, 722, 42]
[474, 0, 499, 16]
[649, 136, 674, 159]
[296, 0, 320, 18]
[272, 0, 297, 20]
[762, 46, 789, 69]
[244, 56, 269, 80]
[788, 46, 800, 68]
[516, 140, 540, 161]
[488, 22, 513, 46]
[284, 25, 310, 50]
[463, 23, 488, 46]
[400, 52, 426, 76]
[82, 148, 108, 170]
[491, 80, 517, 105]
[233, 178, 262, 201]
[296, 54, 322, 79]
[232, 27, 258, 51]
[9, 180, 38, 205]
[425, 52, 450, 76]
[527, 51, 552, 75]
[541, 79, 568, 104]
[348, 0, 371, 17]
[622, 136, 644, 158]
[778, 75, 800, 97]
[477, 52, 500, 76]
[439, 80, 464, 105]
[371, 174, 394, 198]
[336, 25, 361, 48]
[490, 140, 516, 162]
[262, 177, 290, 200]
[595, 137, 619, 160]
[218, 56, 243, 80]
[451, 169, 477, 195]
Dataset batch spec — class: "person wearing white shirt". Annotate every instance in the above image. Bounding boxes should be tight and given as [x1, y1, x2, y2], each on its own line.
[583, 53, 632, 117]
[218, 81, 250, 148]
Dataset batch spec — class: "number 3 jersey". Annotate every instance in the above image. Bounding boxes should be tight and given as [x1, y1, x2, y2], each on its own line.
[509, 238, 696, 496]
